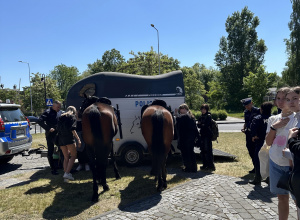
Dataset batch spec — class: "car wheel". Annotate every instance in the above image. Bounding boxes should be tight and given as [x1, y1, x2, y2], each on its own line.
[121, 144, 144, 167]
[0, 156, 14, 164]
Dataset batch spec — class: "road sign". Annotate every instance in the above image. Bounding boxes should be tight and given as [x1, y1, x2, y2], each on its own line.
[46, 98, 53, 106]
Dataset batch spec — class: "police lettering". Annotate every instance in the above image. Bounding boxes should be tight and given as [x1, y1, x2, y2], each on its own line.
[135, 100, 152, 107]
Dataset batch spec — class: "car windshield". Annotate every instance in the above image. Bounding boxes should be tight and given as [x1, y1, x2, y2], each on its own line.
[0, 108, 26, 122]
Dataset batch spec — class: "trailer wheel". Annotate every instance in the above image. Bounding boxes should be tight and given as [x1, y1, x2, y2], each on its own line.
[121, 144, 144, 167]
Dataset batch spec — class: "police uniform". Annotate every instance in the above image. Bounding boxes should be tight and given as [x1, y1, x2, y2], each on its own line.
[38, 107, 62, 174]
[241, 98, 260, 172]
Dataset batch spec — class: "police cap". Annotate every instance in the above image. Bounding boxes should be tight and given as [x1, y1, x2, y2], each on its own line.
[240, 97, 252, 106]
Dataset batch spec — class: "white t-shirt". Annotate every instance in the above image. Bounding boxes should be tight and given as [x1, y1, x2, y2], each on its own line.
[267, 113, 297, 166]
[295, 112, 300, 127]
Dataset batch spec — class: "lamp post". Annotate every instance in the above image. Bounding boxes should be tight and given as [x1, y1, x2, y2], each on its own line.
[18, 61, 33, 115]
[41, 74, 47, 108]
[151, 24, 160, 75]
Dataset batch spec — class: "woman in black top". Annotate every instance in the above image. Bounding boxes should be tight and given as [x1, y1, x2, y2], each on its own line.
[176, 103, 199, 172]
[57, 106, 81, 181]
[197, 104, 215, 171]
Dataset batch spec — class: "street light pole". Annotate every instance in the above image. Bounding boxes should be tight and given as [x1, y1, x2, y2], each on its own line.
[18, 61, 33, 115]
[41, 74, 47, 108]
[151, 24, 160, 75]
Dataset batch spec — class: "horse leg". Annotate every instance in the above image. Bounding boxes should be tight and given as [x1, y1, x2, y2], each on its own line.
[86, 147, 99, 202]
[99, 162, 109, 191]
[111, 143, 121, 180]
[162, 156, 167, 190]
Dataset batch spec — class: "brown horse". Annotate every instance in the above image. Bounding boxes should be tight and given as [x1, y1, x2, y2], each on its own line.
[78, 95, 121, 202]
[141, 104, 174, 192]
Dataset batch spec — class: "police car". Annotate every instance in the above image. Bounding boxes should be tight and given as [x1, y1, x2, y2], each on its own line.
[0, 100, 32, 163]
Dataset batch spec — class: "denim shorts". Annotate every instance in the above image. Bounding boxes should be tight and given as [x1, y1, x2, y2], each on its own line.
[269, 159, 291, 195]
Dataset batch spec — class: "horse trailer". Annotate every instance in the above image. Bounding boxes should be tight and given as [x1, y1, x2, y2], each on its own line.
[66, 70, 185, 166]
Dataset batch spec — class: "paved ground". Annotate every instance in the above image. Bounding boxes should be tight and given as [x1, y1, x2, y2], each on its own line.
[92, 170, 298, 220]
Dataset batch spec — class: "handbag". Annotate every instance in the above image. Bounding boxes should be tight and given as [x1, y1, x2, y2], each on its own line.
[277, 171, 292, 191]
[258, 142, 270, 180]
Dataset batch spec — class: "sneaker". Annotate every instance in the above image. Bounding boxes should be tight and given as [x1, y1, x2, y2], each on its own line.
[85, 164, 90, 171]
[76, 164, 83, 171]
[63, 173, 74, 180]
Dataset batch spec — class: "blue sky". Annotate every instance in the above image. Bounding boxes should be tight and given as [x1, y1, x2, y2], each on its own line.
[0, 0, 293, 90]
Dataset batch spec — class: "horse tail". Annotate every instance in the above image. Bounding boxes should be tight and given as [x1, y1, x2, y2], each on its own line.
[89, 104, 103, 150]
[151, 109, 165, 176]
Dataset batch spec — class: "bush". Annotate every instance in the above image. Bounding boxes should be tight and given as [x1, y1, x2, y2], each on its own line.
[218, 110, 228, 120]
[192, 110, 201, 120]
[210, 111, 218, 120]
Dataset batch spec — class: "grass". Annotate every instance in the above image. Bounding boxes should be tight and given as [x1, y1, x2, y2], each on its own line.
[227, 112, 244, 119]
[0, 132, 253, 219]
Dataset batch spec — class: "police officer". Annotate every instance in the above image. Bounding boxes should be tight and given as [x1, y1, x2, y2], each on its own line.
[38, 100, 62, 175]
[241, 97, 260, 173]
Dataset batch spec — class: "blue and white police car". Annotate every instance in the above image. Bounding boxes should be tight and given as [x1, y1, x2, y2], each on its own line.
[0, 101, 32, 163]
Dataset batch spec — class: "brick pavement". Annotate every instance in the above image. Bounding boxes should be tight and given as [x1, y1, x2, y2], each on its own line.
[91, 170, 298, 220]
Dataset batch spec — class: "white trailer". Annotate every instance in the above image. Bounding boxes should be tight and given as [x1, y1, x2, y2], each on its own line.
[66, 70, 185, 166]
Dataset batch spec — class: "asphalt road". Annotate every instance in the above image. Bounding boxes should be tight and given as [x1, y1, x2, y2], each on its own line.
[30, 122, 244, 134]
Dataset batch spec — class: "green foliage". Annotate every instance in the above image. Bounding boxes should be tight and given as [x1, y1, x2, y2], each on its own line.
[181, 67, 205, 110]
[192, 110, 201, 120]
[86, 59, 104, 75]
[272, 109, 278, 115]
[215, 6, 267, 110]
[218, 110, 228, 120]
[282, 0, 300, 86]
[30, 73, 61, 114]
[119, 47, 180, 75]
[207, 80, 226, 109]
[243, 65, 277, 107]
[0, 89, 20, 104]
[50, 64, 80, 101]
[210, 111, 218, 120]
[102, 48, 125, 72]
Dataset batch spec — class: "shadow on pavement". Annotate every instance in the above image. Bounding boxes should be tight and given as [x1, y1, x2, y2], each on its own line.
[0, 163, 22, 175]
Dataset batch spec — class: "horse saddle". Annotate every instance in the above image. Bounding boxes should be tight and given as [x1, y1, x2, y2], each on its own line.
[141, 99, 172, 117]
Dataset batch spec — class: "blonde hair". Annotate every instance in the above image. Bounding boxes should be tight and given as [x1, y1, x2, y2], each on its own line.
[62, 106, 76, 116]
[178, 103, 190, 112]
[178, 103, 194, 118]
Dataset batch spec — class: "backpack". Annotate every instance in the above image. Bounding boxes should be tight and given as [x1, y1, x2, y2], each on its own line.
[210, 118, 219, 141]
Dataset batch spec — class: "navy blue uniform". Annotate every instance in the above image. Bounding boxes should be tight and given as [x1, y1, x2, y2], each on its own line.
[38, 107, 62, 172]
[250, 114, 270, 177]
[244, 106, 260, 167]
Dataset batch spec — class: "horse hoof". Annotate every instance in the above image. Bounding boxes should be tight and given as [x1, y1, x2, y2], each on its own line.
[116, 175, 121, 180]
[103, 184, 110, 191]
[156, 187, 163, 193]
[91, 194, 99, 202]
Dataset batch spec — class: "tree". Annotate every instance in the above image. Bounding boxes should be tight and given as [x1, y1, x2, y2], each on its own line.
[181, 67, 205, 110]
[27, 73, 61, 114]
[102, 48, 125, 72]
[282, 0, 300, 86]
[86, 59, 104, 75]
[120, 47, 180, 75]
[243, 66, 277, 106]
[0, 88, 19, 104]
[207, 81, 226, 110]
[50, 64, 80, 101]
[215, 7, 267, 110]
